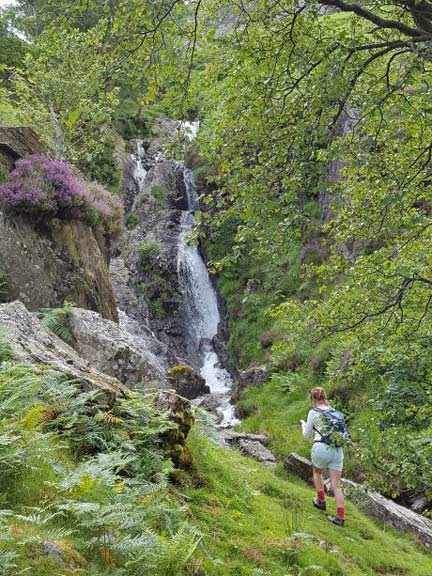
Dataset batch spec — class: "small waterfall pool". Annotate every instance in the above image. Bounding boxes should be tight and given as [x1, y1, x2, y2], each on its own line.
[177, 167, 239, 427]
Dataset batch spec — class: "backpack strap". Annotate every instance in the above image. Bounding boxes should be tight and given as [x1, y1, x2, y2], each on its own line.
[311, 408, 328, 441]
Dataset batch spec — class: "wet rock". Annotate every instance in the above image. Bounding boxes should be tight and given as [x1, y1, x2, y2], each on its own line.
[0, 212, 118, 321]
[194, 393, 223, 422]
[167, 364, 210, 399]
[0, 301, 122, 393]
[221, 430, 269, 445]
[411, 496, 429, 514]
[238, 439, 276, 467]
[68, 307, 167, 389]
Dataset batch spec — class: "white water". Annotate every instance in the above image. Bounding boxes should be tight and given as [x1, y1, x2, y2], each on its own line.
[180, 120, 200, 142]
[177, 168, 239, 427]
[132, 141, 147, 192]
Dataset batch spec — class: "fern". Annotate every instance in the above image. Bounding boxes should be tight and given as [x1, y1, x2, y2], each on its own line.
[37, 301, 74, 344]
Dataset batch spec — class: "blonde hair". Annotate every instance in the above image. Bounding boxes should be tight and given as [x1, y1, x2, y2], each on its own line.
[309, 387, 327, 404]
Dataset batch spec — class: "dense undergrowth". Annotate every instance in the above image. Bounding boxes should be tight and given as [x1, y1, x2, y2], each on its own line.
[0, 343, 201, 575]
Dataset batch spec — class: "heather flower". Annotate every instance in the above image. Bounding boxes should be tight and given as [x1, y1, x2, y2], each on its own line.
[0, 154, 123, 236]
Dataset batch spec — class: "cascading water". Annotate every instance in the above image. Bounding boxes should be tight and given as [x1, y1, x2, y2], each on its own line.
[132, 141, 147, 191]
[177, 166, 239, 427]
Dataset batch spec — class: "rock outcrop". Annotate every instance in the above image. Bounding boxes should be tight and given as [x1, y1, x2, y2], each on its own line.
[68, 307, 167, 389]
[0, 212, 118, 322]
[0, 301, 121, 393]
[112, 119, 207, 367]
[232, 365, 268, 401]
[166, 364, 210, 399]
[222, 430, 276, 467]
[0, 127, 45, 172]
[154, 389, 195, 470]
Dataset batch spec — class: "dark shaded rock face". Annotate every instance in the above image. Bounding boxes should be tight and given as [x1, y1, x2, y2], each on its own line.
[0, 212, 118, 322]
[167, 364, 210, 400]
[0, 127, 45, 172]
[111, 119, 193, 365]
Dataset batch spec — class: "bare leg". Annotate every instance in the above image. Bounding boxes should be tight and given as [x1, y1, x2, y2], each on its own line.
[313, 467, 324, 495]
[329, 469, 344, 509]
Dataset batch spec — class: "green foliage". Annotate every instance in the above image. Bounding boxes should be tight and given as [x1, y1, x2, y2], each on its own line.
[36, 301, 74, 344]
[0, 360, 201, 575]
[79, 136, 121, 192]
[138, 239, 163, 267]
[0, 330, 12, 364]
[127, 210, 139, 229]
[151, 185, 167, 208]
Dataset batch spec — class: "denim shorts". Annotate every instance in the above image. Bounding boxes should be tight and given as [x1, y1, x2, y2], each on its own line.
[311, 442, 344, 472]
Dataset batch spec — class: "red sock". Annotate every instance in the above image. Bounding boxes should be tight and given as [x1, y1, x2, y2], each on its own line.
[336, 507, 345, 519]
[317, 490, 325, 502]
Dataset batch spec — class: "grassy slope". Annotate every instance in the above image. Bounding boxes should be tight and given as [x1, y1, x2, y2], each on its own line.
[187, 429, 432, 576]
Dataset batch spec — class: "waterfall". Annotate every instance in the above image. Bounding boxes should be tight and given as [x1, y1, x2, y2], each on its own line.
[132, 141, 147, 192]
[177, 168, 239, 427]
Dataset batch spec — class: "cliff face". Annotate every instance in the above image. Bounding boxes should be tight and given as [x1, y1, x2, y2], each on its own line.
[111, 119, 190, 365]
[0, 212, 118, 322]
[0, 127, 45, 172]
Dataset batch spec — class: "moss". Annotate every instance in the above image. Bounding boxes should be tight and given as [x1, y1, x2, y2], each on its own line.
[168, 364, 196, 378]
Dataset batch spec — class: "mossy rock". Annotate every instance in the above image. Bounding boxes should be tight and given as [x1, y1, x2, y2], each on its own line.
[167, 364, 210, 400]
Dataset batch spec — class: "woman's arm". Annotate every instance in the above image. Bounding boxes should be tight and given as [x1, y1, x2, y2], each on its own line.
[301, 410, 316, 439]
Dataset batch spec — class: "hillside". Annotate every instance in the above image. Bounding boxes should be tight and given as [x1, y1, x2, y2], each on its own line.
[0, 1, 431, 574]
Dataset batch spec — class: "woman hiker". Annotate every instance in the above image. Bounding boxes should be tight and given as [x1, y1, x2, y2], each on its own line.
[300, 387, 346, 527]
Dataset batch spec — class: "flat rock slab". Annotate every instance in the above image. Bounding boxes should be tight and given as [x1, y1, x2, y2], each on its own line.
[284, 453, 314, 484]
[284, 452, 432, 548]
[238, 439, 276, 466]
[0, 301, 122, 393]
[221, 430, 269, 445]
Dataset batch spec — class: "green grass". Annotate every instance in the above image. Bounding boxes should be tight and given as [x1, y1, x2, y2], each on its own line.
[238, 372, 314, 460]
[237, 371, 367, 481]
[186, 428, 432, 576]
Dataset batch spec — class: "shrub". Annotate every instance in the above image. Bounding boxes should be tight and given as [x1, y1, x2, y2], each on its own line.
[138, 239, 163, 266]
[152, 185, 167, 207]
[127, 210, 139, 229]
[83, 181, 123, 236]
[0, 155, 86, 216]
[0, 155, 123, 234]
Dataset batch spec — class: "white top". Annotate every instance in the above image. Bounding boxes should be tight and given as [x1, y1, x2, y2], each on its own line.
[301, 407, 329, 442]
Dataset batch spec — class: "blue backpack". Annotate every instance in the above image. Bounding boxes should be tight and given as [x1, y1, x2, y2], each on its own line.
[313, 407, 350, 447]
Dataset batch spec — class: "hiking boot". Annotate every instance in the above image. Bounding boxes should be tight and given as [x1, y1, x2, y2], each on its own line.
[327, 515, 344, 527]
[313, 497, 327, 511]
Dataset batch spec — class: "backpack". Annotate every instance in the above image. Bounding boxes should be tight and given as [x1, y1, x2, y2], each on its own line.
[313, 407, 350, 448]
